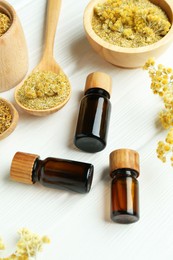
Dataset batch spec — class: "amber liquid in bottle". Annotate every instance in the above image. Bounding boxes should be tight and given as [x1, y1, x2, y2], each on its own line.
[10, 152, 94, 194]
[111, 169, 139, 224]
[74, 88, 111, 153]
[109, 149, 140, 224]
[32, 157, 94, 193]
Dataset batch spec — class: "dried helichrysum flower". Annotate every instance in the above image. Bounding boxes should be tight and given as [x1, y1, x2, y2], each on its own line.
[92, 0, 171, 48]
[23, 71, 68, 99]
[0, 12, 11, 37]
[157, 128, 173, 165]
[16, 70, 71, 110]
[0, 229, 50, 259]
[144, 59, 173, 166]
[13, 228, 50, 259]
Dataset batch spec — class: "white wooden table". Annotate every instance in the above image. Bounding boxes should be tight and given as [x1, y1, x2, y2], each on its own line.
[1, 0, 173, 259]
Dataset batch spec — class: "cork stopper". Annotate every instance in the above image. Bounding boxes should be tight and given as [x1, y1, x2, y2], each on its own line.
[10, 152, 39, 184]
[109, 149, 140, 177]
[84, 72, 112, 96]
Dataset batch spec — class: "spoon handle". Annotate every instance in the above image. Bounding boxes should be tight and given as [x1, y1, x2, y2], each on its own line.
[43, 0, 62, 57]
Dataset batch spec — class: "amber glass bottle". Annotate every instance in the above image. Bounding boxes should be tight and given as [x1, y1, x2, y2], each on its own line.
[74, 72, 112, 153]
[109, 149, 140, 224]
[10, 152, 94, 193]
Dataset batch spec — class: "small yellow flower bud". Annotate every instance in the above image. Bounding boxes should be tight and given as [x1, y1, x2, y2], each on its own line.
[158, 64, 164, 70]
[164, 144, 171, 152]
[42, 236, 51, 244]
[167, 68, 173, 74]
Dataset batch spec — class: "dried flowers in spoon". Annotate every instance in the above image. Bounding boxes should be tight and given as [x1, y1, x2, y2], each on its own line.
[16, 71, 71, 111]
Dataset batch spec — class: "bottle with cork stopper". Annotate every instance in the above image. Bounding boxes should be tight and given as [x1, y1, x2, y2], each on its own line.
[109, 149, 140, 224]
[10, 152, 94, 194]
[74, 71, 112, 153]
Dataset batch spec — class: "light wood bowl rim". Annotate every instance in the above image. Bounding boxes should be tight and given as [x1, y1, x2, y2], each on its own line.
[0, 98, 19, 140]
[84, 0, 173, 54]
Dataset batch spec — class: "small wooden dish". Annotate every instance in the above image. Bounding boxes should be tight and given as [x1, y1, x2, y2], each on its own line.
[84, 0, 173, 68]
[0, 0, 28, 92]
[0, 98, 19, 140]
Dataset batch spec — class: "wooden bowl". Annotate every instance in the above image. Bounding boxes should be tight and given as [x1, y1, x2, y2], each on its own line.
[0, 98, 19, 140]
[84, 0, 173, 68]
[0, 0, 28, 92]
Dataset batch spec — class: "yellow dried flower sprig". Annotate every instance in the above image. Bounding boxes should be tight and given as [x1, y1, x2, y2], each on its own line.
[15, 228, 50, 259]
[157, 128, 173, 166]
[92, 0, 171, 48]
[144, 58, 173, 166]
[0, 228, 50, 260]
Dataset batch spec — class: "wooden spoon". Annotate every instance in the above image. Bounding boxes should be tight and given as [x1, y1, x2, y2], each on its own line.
[15, 0, 71, 116]
[0, 98, 19, 140]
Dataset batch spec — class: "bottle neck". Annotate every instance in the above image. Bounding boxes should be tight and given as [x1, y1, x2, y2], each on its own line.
[111, 168, 139, 179]
[32, 158, 43, 183]
[85, 88, 110, 99]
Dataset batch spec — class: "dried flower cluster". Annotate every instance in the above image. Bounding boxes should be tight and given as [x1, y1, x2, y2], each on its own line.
[92, 0, 171, 48]
[0, 228, 50, 260]
[16, 71, 71, 110]
[0, 12, 11, 37]
[143, 58, 173, 166]
[0, 99, 12, 135]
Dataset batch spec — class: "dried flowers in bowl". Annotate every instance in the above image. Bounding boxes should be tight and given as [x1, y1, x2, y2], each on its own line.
[92, 0, 171, 48]
[84, 0, 173, 68]
[0, 98, 19, 140]
[144, 58, 173, 166]
[0, 11, 11, 36]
